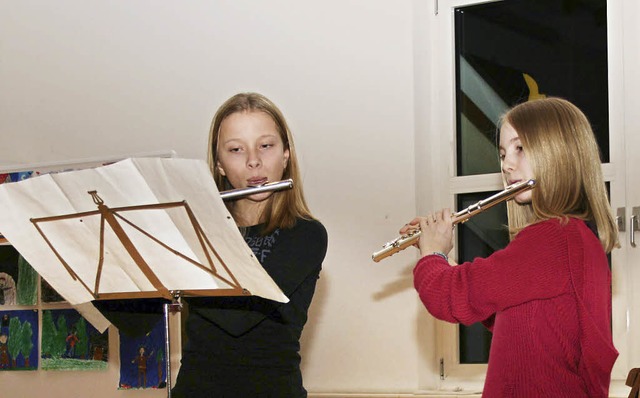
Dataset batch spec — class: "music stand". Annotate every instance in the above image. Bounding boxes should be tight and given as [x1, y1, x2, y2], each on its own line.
[0, 157, 288, 397]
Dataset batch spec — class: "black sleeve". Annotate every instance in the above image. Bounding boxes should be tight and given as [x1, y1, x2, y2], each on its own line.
[262, 219, 328, 296]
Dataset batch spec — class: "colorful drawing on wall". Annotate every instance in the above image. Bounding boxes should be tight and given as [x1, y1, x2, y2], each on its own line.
[41, 309, 108, 371]
[0, 171, 33, 185]
[0, 246, 38, 306]
[119, 317, 166, 390]
[0, 309, 38, 370]
[41, 279, 66, 303]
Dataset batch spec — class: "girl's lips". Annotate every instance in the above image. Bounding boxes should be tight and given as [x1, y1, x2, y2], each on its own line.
[247, 177, 268, 187]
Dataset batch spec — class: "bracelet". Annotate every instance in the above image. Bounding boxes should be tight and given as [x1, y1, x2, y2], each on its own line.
[431, 251, 448, 261]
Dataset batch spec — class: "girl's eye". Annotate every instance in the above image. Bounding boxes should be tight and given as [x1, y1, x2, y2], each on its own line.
[260, 143, 274, 149]
[516, 145, 523, 152]
[229, 147, 242, 153]
[498, 153, 505, 161]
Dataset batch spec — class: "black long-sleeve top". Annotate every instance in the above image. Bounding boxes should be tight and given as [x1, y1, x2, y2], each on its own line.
[172, 218, 328, 397]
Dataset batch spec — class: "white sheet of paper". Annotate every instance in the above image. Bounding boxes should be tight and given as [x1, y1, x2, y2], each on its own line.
[0, 158, 288, 330]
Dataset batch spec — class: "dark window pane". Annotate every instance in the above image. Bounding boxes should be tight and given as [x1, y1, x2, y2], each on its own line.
[456, 191, 509, 363]
[455, 0, 608, 176]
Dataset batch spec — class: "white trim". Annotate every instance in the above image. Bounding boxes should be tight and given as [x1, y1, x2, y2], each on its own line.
[0, 150, 177, 173]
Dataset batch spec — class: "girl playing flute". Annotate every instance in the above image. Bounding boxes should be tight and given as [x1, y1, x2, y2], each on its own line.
[401, 97, 618, 397]
[172, 92, 327, 397]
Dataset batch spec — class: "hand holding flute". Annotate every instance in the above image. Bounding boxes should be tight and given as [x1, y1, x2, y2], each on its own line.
[399, 208, 455, 260]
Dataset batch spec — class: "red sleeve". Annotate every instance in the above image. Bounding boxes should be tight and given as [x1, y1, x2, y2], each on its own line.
[413, 220, 572, 325]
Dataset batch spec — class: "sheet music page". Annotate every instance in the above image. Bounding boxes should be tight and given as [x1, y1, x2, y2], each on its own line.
[0, 158, 288, 310]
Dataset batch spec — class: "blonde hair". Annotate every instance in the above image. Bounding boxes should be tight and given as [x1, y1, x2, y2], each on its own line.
[207, 92, 313, 234]
[499, 97, 618, 253]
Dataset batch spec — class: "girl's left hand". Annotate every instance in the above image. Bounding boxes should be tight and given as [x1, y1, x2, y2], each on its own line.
[401, 209, 454, 259]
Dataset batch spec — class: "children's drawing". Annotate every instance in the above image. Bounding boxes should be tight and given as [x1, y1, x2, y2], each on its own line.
[119, 317, 166, 390]
[0, 246, 37, 306]
[0, 310, 38, 370]
[40, 309, 108, 371]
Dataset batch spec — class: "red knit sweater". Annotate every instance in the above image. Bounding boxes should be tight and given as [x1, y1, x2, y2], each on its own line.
[414, 218, 618, 397]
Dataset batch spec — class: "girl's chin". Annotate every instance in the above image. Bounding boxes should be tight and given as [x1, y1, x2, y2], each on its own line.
[246, 192, 274, 202]
[514, 194, 532, 205]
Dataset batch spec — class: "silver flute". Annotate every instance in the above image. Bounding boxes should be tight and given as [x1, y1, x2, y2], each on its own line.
[372, 179, 536, 262]
[220, 179, 294, 201]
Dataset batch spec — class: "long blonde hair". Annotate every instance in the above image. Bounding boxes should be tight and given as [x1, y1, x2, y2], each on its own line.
[207, 92, 313, 234]
[499, 97, 618, 252]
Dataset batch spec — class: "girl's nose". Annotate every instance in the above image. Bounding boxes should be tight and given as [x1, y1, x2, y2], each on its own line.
[247, 150, 262, 168]
[501, 154, 515, 173]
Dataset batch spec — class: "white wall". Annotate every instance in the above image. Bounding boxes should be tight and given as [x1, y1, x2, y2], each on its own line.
[0, 0, 433, 396]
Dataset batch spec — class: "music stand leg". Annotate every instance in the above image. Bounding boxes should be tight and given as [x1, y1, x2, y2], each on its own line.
[163, 294, 182, 398]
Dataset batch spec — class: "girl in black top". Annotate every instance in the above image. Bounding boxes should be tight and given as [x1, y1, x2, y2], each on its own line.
[172, 93, 328, 397]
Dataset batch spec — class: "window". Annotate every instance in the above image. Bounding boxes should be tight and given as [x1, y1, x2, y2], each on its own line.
[454, 0, 609, 366]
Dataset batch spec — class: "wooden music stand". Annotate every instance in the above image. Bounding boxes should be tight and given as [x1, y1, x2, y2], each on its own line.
[30, 190, 250, 301]
[0, 157, 287, 397]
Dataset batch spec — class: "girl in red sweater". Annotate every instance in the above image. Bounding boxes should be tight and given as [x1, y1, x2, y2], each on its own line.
[402, 97, 619, 397]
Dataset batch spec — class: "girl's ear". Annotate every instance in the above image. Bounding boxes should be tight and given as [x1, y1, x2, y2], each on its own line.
[216, 161, 226, 176]
[283, 148, 290, 169]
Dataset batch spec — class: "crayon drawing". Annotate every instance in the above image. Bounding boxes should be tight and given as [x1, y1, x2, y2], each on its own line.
[41, 309, 108, 371]
[0, 246, 37, 306]
[0, 310, 38, 370]
[119, 317, 166, 390]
